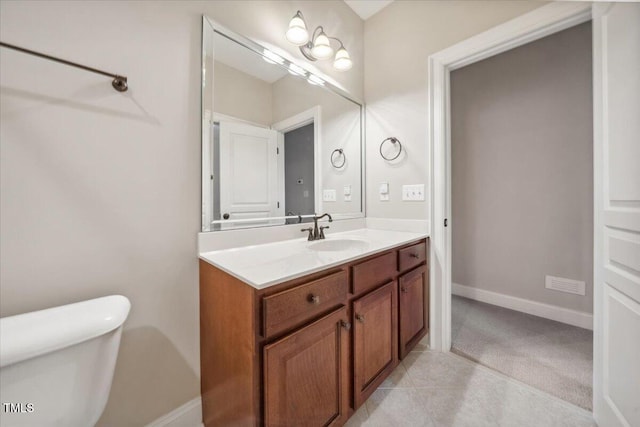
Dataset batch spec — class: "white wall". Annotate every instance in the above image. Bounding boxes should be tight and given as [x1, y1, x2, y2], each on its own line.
[364, 0, 546, 221]
[214, 61, 273, 126]
[0, 1, 363, 425]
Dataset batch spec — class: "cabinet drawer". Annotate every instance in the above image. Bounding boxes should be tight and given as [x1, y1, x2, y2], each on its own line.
[398, 242, 426, 272]
[263, 271, 348, 338]
[352, 252, 396, 295]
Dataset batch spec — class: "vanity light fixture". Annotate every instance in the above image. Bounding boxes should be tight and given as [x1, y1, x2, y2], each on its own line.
[285, 11, 309, 45]
[285, 10, 353, 71]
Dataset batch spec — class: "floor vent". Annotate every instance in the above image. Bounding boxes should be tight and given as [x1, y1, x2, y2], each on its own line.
[545, 275, 586, 295]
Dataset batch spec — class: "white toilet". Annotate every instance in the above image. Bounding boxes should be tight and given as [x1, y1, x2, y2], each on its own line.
[0, 295, 131, 427]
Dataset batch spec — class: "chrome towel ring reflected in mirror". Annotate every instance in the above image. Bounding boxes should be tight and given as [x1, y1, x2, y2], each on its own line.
[379, 137, 402, 161]
[331, 148, 346, 168]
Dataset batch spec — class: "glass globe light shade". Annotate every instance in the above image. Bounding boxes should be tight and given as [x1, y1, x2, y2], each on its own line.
[311, 32, 334, 60]
[286, 15, 309, 46]
[333, 47, 352, 71]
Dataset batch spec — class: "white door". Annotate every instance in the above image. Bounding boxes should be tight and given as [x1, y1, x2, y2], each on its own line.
[593, 3, 640, 426]
[219, 121, 280, 227]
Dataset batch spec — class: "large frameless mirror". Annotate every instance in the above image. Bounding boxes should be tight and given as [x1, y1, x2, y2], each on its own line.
[201, 16, 364, 232]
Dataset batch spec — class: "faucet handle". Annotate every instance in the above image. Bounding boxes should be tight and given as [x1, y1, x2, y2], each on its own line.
[301, 227, 314, 241]
[319, 225, 330, 239]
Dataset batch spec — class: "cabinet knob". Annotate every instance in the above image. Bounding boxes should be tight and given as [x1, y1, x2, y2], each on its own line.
[401, 287, 408, 293]
[340, 320, 351, 330]
[308, 294, 320, 305]
[409, 253, 419, 258]
[355, 314, 365, 323]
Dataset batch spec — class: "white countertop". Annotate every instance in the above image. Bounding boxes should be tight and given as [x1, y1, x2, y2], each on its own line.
[199, 228, 428, 289]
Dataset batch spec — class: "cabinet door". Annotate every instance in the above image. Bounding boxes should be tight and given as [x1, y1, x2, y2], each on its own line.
[399, 265, 429, 359]
[353, 281, 398, 408]
[264, 307, 350, 427]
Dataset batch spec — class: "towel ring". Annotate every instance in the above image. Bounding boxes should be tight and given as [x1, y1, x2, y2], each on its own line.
[379, 137, 402, 161]
[331, 148, 346, 168]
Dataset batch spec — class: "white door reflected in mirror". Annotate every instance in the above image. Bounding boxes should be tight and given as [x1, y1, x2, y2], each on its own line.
[219, 122, 281, 229]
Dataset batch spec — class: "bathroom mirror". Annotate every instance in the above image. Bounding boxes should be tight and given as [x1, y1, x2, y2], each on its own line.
[201, 16, 364, 231]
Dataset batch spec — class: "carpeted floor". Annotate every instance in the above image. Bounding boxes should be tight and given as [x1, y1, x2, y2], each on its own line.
[451, 295, 593, 410]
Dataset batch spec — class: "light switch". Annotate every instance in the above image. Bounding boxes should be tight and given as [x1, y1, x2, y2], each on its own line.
[303, 190, 309, 198]
[379, 182, 389, 201]
[343, 185, 352, 202]
[323, 189, 337, 202]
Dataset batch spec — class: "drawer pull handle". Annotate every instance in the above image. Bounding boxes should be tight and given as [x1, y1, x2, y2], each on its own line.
[355, 314, 365, 323]
[401, 287, 408, 293]
[409, 253, 419, 259]
[308, 294, 321, 305]
[340, 320, 352, 330]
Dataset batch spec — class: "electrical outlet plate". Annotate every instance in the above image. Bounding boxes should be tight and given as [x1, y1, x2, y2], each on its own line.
[323, 189, 337, 202]
[402, 184, 425, 201]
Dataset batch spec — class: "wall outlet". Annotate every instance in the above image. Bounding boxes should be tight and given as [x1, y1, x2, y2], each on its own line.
[379, 182, 389, 201]
[402, 184, 425, 201]
[323, 189, 337, 202]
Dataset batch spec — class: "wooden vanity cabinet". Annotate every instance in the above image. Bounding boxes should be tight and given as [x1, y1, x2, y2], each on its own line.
[264, 307, 350, 427]
[352, 281, 398, 408]
[399, 265, 429, 359]
[199, 237, 429, 427]
[398, 239, 430, 359]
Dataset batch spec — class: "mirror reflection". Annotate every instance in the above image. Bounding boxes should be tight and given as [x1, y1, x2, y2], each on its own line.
[202, 17, 363, 232]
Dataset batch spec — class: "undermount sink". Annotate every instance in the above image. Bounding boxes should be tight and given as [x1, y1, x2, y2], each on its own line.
[307, 238, 369, 252]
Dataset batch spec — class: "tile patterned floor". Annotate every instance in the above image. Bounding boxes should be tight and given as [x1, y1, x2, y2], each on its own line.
[344, 337, 595, 427]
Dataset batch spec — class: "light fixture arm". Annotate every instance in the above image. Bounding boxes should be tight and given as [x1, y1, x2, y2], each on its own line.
[287, 10, 352, 71]
[310, 26, 325, 42]
[327, 37, 345, 49]
[300, 28, 346, 62]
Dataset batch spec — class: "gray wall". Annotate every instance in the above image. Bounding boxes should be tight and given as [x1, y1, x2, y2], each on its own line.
[451, 22, 593, 314]
[285, 123, 315, 218]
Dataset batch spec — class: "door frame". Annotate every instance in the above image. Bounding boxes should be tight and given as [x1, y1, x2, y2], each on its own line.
[272, 106, 322, 215]
[427, 2, 592, 351]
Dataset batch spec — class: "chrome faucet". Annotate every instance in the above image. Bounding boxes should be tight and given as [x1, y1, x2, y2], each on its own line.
[301, 213, 333, 241]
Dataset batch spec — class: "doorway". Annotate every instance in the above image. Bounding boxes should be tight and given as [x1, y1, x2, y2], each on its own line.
[449, 21, 593, 409]
[283, 123, 315, 224]
[429, 3, 640, 425]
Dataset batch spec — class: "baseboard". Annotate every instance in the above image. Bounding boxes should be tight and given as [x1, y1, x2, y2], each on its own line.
[366, 217, 430, 234]
[145, 397, 203, 427]
[452, 283, 593, 330]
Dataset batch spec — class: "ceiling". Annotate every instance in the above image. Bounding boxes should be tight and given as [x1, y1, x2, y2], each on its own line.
[344, 0, 394, 20]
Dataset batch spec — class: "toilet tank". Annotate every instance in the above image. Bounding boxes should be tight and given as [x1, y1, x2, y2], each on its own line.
[0, 295, 131, 427]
